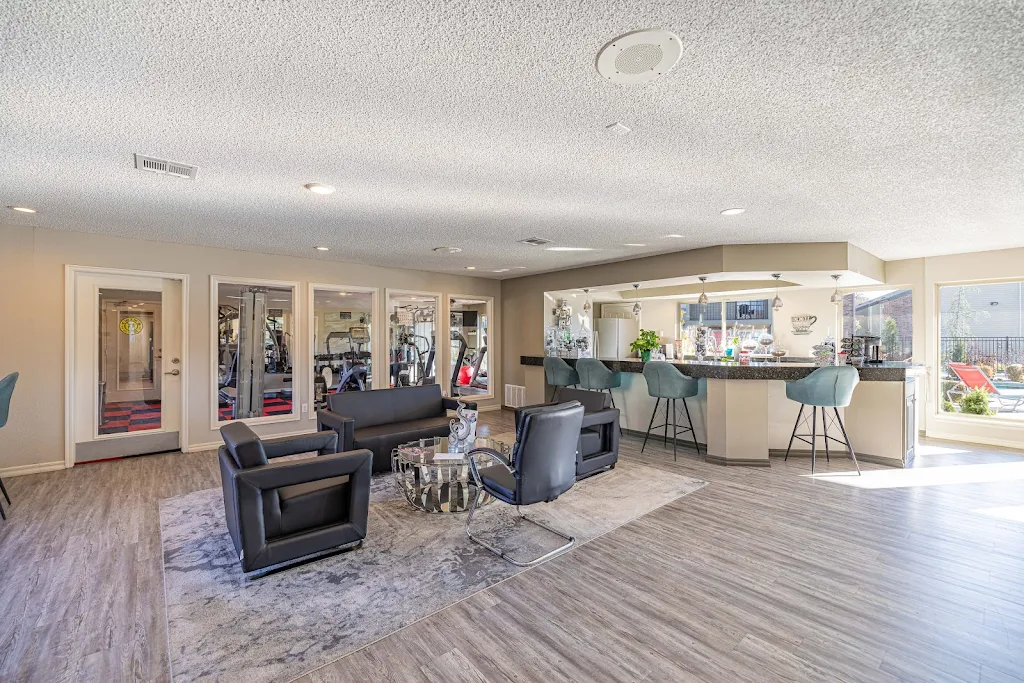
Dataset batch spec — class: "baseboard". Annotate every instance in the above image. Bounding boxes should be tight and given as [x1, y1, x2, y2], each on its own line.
[704, 455, 772, 467]
[0, 460, 67, 477]
[768, 448, 903, 468]
[477, 405, 501, 413]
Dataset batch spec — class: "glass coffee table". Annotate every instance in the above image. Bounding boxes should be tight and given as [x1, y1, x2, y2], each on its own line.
[392, 436, 510, 513]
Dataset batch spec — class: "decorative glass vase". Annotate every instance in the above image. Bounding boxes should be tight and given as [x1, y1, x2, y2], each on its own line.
[640, 350, 652, 362]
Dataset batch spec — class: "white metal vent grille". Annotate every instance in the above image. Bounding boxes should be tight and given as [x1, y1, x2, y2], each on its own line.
[518, 237, 552, 246]
[504, 384, 526, 408]
[134, 154, 199, 179]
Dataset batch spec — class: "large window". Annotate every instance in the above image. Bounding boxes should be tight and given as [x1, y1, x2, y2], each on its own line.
[679, 299, 773, 355]
[388, 291, 439, 388]
[311, 285, 376, 409]
[213, 278, 298, 424]
[841, 289, 914, 361]
[449, 296, 492, 397]
[938, 281, 1024, 420]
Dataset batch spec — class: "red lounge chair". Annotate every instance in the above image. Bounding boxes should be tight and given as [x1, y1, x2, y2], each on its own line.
[947, 363, 1024, 412]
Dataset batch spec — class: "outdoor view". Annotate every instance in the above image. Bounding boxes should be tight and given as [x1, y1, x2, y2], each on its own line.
[939, 281, 1024, 420]
[841, 289, 914, 361]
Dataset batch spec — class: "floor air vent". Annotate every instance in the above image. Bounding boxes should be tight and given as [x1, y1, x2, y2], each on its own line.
[134, 154, 199, 179]
[504, 384, 526, 408]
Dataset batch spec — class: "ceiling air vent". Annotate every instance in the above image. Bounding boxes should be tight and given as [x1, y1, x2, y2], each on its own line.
[518, 237, 552, 246]
[134, 154, 199, 180]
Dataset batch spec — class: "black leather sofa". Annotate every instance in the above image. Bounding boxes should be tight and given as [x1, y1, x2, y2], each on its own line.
[218, 422, 373, 576]
[521, 387, 619, 479]
[317, 385, 477, 473]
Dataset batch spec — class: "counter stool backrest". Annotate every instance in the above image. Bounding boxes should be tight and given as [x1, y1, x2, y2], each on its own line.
[642, 361, 698, 399]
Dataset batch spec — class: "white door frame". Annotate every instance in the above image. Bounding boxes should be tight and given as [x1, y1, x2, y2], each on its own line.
[64, 265, 190, 468]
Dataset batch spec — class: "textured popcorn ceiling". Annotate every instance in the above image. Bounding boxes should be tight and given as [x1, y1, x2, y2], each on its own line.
[1, 1, 1022, 278]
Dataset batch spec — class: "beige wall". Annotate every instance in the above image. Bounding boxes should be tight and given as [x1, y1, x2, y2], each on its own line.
[771, 287, 843, 357]
[0, 224, 501, 472]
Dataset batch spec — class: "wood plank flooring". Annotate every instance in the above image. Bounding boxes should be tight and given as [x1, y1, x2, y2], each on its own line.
[1, 411, 1023, 682]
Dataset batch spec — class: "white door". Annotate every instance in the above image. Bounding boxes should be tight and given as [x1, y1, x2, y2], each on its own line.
[71, 271, 184, 463]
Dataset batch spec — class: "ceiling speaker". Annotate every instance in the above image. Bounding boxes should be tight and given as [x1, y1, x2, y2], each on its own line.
[595, 29, 682, 85]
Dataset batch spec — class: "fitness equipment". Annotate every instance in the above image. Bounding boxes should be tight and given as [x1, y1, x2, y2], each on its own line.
[390, 304, 436, 387]
[218, 289, 292, 418]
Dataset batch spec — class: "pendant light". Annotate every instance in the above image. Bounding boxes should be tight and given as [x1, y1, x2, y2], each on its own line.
[697, 276, 709, 306]
[582, 288, 592, 314]
[830, 274, 843, 305]
[631, 283, 641, 316]
[771, 273, 784, 311]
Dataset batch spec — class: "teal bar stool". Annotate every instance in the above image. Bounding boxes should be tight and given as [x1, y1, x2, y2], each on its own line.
[0, 371, 18, 520]
[543, 356, 579, 401]
[576, 358, 622, 410]
[784, 366, 861, 475]
[641, 362, 701, 460]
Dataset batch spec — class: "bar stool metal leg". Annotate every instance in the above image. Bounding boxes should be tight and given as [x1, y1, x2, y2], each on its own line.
[822, 408, 831, 463]
[811, 406, 818, 475]
[641, 398, 660, 453]
[785, 404, 804, 461]
[671, 398, 678, 461]
[0, 475, 9, 506]
[682, 398, 701, 456]
[834, 408, 862, 476]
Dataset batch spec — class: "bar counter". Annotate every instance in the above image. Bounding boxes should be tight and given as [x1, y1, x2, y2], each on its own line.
[519, 356, 921, 468]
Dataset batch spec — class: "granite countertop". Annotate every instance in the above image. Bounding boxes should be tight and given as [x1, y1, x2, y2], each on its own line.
[521, 355, 921, 382]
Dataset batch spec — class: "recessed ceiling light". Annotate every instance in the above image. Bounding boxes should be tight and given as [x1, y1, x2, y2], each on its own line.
[662, 234, 683, 238]
[7, 206, 36, 213]
[338, 292, 348, 296]
[465, 266, 476, 270]
[304, 183, 336, 195]
[623, 243, 646, 247]
[515, 266, 527, 269]
[546, 247, 594, 252]
[433, 246, 462, 254]
[720, 208, 745, 216]
[492, 268, 510, 273]
[314, 246, 330, 251]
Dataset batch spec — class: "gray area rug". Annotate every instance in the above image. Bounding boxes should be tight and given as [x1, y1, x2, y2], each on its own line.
[159, 460, 705, 683]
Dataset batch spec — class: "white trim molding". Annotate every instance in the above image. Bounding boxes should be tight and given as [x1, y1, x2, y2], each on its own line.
[64, 265, 191, 469]
[0, 461, 68, 478]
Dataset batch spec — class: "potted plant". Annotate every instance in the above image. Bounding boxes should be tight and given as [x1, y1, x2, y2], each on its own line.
[630, 329, 660, 362]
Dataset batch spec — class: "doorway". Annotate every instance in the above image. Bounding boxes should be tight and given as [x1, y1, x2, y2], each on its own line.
[67, 268, 187, 464]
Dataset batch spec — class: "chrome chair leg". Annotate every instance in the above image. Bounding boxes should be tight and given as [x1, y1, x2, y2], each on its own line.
[465, 488, 576, 568]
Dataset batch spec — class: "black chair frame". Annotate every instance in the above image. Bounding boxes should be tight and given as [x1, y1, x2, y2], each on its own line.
[465, 448, 575, 567]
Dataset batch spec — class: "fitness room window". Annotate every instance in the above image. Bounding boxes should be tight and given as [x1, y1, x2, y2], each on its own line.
[387, 291, 439, 389]
[213, 278, 299, 425]
[841, 289, 914, 362]
[449, 296, 493, 398]
[311, 285, 376, 409]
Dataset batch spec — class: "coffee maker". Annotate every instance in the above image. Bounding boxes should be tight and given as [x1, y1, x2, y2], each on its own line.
[860, 335, 883, 364]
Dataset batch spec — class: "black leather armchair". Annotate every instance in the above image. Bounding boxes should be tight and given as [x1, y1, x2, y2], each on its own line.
[218, 422, 372, 576]
[466, 402, 585, 567]
[317, 384, 476, 473]
[520, 387, 619, 479]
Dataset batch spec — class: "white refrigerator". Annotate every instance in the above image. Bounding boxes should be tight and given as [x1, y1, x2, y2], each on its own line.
[596, 318, 640, 359]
